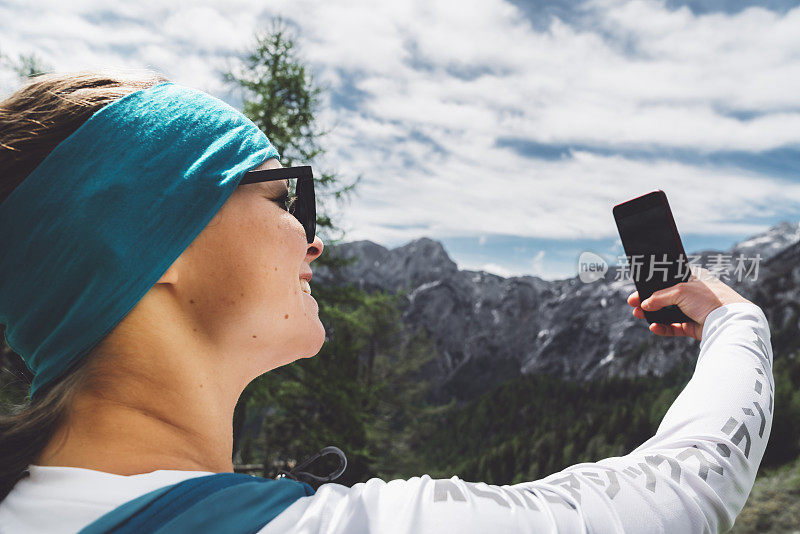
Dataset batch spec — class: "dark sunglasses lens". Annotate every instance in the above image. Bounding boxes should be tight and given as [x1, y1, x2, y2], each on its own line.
[295, 177, 315, 243]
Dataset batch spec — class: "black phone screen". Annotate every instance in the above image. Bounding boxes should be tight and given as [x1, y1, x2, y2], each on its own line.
[614, 191, 694, 324]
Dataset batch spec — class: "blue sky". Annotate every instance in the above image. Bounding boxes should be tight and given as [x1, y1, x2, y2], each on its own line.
[1, 0, 799, 280]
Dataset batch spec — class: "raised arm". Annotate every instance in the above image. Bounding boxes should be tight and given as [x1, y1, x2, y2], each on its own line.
[259, 270, 773, 534]
[506, 299, 773, 532]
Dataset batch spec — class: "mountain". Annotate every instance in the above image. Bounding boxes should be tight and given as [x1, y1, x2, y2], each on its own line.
[312, 222, 800, 403]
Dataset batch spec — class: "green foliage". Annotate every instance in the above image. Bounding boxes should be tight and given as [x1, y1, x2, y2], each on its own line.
[411, 348, 800, 486]
[219, 16, 370, 481]
[234, 283, 440, 487]
[217, 20, 446, 485]
[762, 351, 800, 466]
[415, 362, 696, 484]
[219, 16, 362, 242]
[0, 48, 52, 81]
[730, 454, 800, 533]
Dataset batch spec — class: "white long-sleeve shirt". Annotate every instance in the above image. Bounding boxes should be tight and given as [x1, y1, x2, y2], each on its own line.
[0, 302, 774, 533]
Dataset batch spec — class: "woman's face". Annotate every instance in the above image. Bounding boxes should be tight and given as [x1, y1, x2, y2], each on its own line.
[170, 156, 325, 379]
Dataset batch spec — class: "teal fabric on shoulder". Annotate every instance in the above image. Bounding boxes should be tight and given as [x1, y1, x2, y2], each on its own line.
[77, 472, 315, 534]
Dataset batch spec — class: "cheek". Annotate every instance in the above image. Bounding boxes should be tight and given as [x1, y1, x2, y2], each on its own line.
[221, 236, 286, 299]
[212, 218, 300, 308]
[185, 211, 268, 298]
[182, 194, 307, 322]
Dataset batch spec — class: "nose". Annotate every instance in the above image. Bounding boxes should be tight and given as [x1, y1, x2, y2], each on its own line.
[306, 235, 324, 262]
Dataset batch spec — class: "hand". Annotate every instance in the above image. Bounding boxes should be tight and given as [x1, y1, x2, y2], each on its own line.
[626, 266, 752, 341]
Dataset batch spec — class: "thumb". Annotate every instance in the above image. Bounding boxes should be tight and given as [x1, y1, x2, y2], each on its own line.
[641, 287, 679, 311]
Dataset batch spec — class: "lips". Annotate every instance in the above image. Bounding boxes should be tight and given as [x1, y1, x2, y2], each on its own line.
[299, 268, 313, 295]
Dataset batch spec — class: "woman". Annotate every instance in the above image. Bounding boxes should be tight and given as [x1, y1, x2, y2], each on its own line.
[0, 70, 774, 533]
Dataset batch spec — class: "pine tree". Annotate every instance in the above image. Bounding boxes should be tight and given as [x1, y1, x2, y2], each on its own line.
[220, 17, 442, 487]
[0, 49, 52, 81]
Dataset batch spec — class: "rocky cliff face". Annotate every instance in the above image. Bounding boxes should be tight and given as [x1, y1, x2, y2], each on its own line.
[312, 222, 800, 402]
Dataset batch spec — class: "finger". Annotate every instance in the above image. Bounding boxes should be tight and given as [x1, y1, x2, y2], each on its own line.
[649, 323, 668, 336]
[669, 323, 690, 337]
[627, 291, 641, 307]
[663, 323, 682, 336]
[641, 286, 679, 311]
[632, 306, 646, 319]
[649, 322, 681, 336]
[683, 322, 703, 341]
[677, 323, 698, 340]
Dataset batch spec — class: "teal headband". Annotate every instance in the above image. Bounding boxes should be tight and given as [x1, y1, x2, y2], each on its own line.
[0, 80, 280, 399]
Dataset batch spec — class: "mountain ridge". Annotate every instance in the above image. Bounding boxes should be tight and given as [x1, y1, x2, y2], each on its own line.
[313, 221, 800, 402]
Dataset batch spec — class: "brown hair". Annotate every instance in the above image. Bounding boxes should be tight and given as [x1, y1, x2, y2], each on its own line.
[0, 67, 171, 501]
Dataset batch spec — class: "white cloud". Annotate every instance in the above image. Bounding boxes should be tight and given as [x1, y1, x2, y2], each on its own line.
[531, 250, 546, 275]
[477, 263, 513, 278]
[461, 250, 557, 280]
[1, 0, 799, 279]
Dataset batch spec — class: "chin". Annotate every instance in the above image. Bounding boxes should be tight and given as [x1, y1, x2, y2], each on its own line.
[307, 319, 326, 354]
[288, 318, 326, 360]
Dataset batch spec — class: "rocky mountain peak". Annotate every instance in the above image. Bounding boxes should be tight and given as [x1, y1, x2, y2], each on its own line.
[729, 220, 800, 262]
[314, 220, 800, 403]
[313, 236, 458, 293]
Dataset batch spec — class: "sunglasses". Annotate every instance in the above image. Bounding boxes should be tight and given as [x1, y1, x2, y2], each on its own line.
[239, 165, 316, 244]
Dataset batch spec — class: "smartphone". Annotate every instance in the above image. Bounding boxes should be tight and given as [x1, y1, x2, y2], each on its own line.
[613, 190, 695, 325]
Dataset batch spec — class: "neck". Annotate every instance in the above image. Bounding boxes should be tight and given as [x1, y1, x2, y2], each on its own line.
[35, 353, 242, 475]
[33, 286, 256, 475]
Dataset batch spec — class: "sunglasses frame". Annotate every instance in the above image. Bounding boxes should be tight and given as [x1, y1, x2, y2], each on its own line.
[239, 165, 316, 244]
